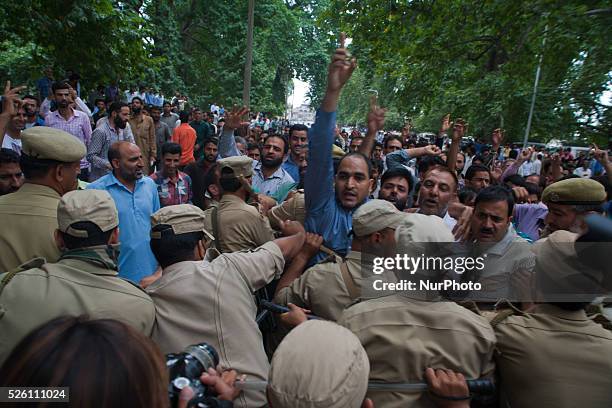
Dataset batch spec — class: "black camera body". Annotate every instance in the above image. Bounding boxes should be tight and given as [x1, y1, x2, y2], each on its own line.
[167, 343, 232, 408]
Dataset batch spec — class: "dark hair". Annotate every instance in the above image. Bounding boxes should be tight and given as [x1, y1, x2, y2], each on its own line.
[51, 81, 71, 94]
[108, 101, 128, 117]
[108, 142, 122, 163]
[289, 124, 308, 137]
[383, 135, 403, 149]
[179, 110, 190, 123]
[60, 221, 114, 249]
[509, 149, 519, 160]
[149, 105, 161, 112]
[417, 155, 445, 175]
[204, 139, 218, 149]
[161, 142, 181, 157]
[263, 134, 289, 154]
[0, 316, 168, 408]
[336, 152, 372, 178]
[0, 148, 20, 165]
[524, 182, 542, 199]
[474, 185, 514, 217]
[150, 226, 204, 268]
[465, 164, 491, 181]
[23, 94, 40, 105]
[503, 174, 526, 187]
[162, 101, 171, 107]
[219, 167, 243, 192]
[131, 96, 143, 105]
[20, 154, 62, 180]
[458, 187, 478, 205]
[203, 163, 219, 196]
[381, 167, 414, 192]
[247, 143, 260, 152]
[371, 159, 384, 175]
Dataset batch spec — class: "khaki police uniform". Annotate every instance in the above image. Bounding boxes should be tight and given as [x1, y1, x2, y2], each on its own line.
[492, 229, 612, 408]
[0, 190, 155, 364]
[268, 191, 306, 230]
[494, 304, 612, 408]
[202, 156, 275, 253]
[0, 127, 86, 271]
[146, 204, 285, 408]
[274, 200, 406, 321]
[269, 320, 369, 408]
[338, 214, 496, 408]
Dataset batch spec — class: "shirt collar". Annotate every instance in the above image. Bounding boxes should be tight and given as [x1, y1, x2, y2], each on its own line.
[531, 304, 589, 321]
[254, 161, 286, 180]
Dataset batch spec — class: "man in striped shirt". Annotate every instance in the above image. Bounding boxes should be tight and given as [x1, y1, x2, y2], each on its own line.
[45, 81, 92, 180]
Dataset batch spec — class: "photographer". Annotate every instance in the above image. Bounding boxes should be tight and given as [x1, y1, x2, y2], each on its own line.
[146, 204, 305, 408]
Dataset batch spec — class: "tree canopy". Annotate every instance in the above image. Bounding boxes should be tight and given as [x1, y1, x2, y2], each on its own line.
[1, 0, 609, 146]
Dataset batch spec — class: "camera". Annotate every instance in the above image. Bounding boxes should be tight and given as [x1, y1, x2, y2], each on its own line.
[166, 343, 232, 408]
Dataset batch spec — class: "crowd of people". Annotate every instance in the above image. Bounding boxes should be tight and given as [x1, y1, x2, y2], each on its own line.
[0, 35, 611, 408]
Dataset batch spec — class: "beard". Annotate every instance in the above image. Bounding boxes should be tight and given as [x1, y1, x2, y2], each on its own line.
[114, 117, 127, 129]
[132, 107, 141, 114]
[58, 100, 69, 109]
[262, 156, 283, 168]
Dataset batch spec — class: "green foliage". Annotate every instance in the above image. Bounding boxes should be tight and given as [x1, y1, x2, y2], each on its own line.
[325, 0, 611, 145]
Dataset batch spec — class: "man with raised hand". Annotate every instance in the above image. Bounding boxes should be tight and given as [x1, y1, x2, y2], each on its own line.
[303, 33, 375, 264]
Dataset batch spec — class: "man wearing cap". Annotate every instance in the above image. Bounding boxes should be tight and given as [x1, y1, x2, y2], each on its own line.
[0, 127, 85, 271]
[146, 204, 305, 408]
[274, 200, 403, 321]
[202, 155, 275, 253]
[492, 230, 612, 408]
[339, 214, 496, 408]
[87, 141, 160, 283]
[0, 190, 155, 364]
[541, 177, 607, 237]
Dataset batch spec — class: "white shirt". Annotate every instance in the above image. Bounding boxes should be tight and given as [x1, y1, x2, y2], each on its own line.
[573, 167, 592, 178]
[2, 134, 22, 154]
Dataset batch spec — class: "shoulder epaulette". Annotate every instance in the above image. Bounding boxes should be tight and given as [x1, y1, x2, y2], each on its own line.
[0, 257, 46, 297]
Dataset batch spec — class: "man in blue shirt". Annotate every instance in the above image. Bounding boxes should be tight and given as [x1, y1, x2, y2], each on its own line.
[87, 141, 160, 283]
[304, 34, 375, 264]
[282, 124, 309, 183]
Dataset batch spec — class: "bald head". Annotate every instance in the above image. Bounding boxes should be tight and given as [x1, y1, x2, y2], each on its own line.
[109, 142, 144, 182]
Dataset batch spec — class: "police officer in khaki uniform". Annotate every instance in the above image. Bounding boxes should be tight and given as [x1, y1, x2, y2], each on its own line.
[541, 177, 606, 236]
[339, 214, 496, 408]
[493, 230, 612, 408]
[146, 204, 305, 408]
[0, 126, 86, 271]
[274, 199, 404, 321]
[202, 155, 275, 253]
[268, 320, 371, 408]
[267, 190, 306, 230]
[0, 189, 156, 364]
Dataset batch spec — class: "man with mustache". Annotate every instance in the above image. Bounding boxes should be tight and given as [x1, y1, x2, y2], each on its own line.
[87, 141, 160, 283]
[0, 148, 23, 195]
[87, 102, 134, 181]
[378, 167, 413, 211]
[465, 185, 535, 303]
[417, 165, 460, 230]
[45, 81, 92, 181]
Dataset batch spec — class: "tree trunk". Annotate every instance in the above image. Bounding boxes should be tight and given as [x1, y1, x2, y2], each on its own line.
[242, 0, 255, 107]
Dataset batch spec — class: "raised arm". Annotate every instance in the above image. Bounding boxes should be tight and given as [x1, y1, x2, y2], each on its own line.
[305, 33, 356, 212]
[358, 94, 385, 159]
[0, 82, 26, 146]
[218, 106, 248, 158]
[446, 118, 466, 173]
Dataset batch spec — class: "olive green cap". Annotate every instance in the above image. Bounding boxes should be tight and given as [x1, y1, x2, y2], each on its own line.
[542, 178, 606, 206]
[21, 126, 86, 162]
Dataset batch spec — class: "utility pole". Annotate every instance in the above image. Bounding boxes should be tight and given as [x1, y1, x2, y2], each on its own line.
[242, 0, 255, 107]
[523, 24, 548, 147]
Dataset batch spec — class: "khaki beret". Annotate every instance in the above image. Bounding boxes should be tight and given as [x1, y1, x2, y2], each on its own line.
[352, 199, 407, 237]
[218, 156, 253, 179]
[268, 320, 369, 408]
[57, 190, 118, 238]
[332, 144, 345, 159]
[150, 204, 213, 241]
[542, 178, 606, 206]
[21, 126, 86, 162]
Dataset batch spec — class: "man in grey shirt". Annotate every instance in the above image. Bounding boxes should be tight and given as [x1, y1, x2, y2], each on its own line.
[160, 101, 179, 133]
